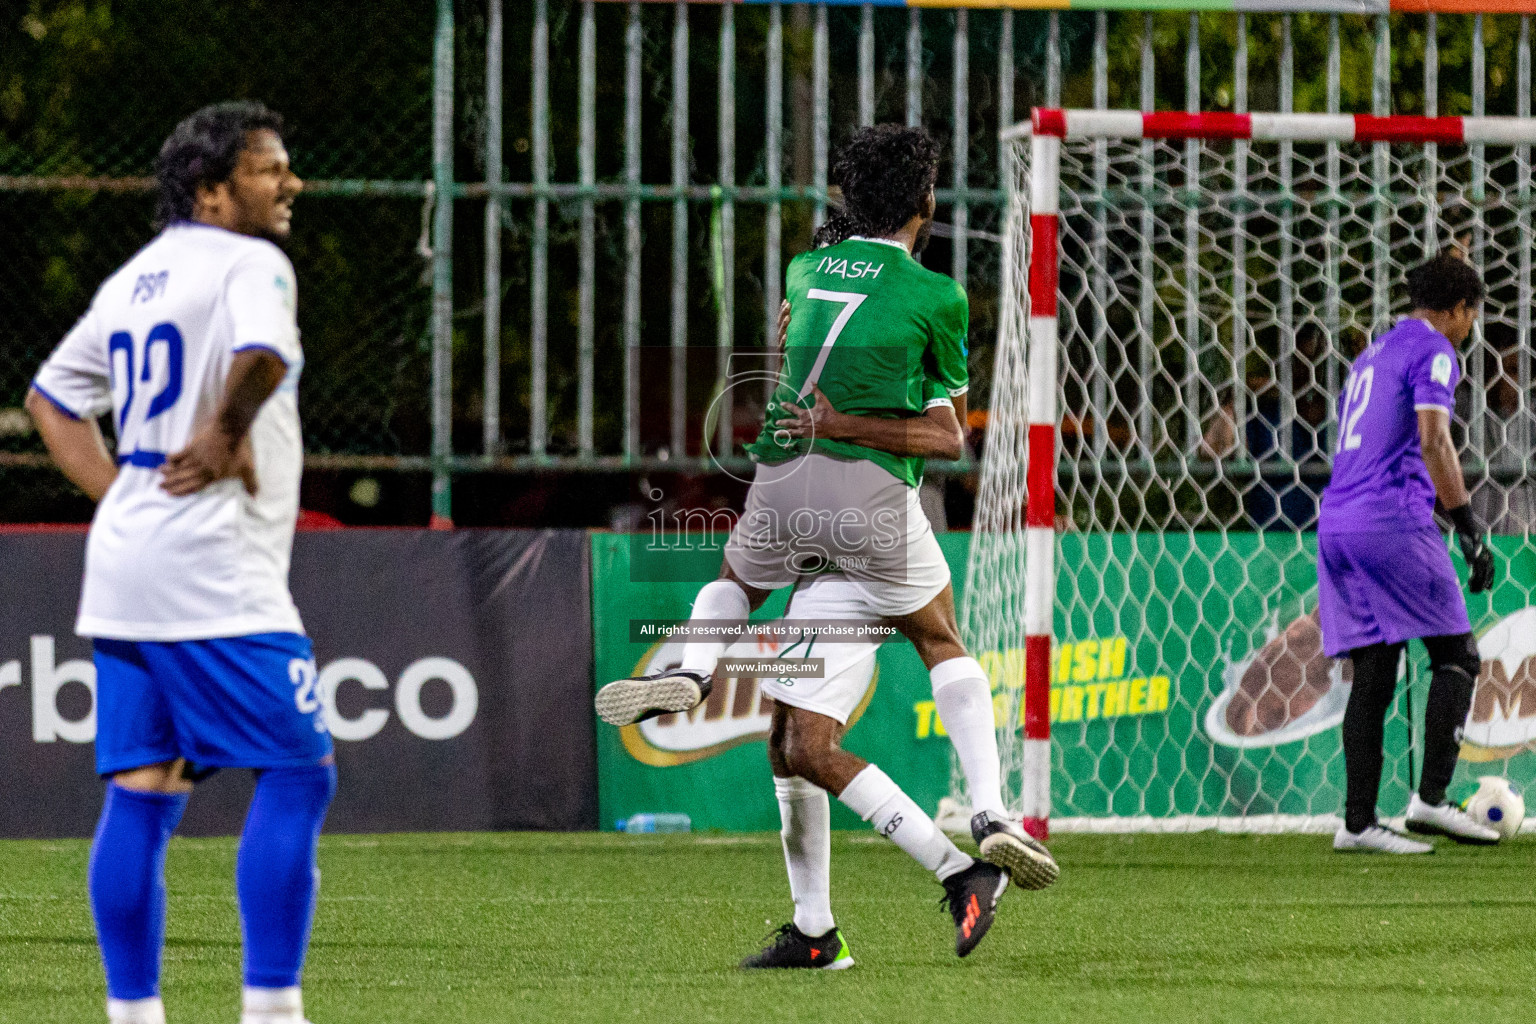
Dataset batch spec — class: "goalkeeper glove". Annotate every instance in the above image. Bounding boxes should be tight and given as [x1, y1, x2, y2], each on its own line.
[1447, 503, 1495, 594]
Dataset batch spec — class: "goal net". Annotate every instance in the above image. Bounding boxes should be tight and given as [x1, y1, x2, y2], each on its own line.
[961, 109, 1536, 836]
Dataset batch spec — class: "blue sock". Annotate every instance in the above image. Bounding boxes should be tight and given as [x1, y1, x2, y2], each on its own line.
[89, 784, 188, 1000]
[237, 763, 337, 989]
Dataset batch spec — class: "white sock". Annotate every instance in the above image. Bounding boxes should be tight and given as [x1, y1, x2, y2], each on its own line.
[775, 775, 835, 936]
[932, 657, 1007, 817]
[107, 997, 165, 1024]
[241, 986, 303, 1023]
[679, 580, 751, 675]
[838, 765, 973, 881]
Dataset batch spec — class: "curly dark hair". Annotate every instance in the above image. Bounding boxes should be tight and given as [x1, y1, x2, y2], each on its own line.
[154, 101, 286, 228]
[1405, 253, 1485, 311]
[812, 124, 939, 249]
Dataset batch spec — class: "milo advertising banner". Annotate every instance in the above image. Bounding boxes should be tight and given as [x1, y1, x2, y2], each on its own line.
[592, 533, 967, 832]
[594, 532, 1536, 830]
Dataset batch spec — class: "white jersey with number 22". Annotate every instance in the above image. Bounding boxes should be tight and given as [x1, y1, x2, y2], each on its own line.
[32, 222, 306, 641]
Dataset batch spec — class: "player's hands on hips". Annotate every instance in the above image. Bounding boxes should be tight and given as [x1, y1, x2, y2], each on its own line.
[162, 426, 259, 497]
[1447, 503, 1494, 594]
[777, 299, 790, 351]
[777, 384, 843, 443]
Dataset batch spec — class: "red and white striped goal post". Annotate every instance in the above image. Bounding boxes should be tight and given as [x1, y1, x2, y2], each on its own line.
[1003, 107, 1536, 840]
[1016, 108, 1536, 144]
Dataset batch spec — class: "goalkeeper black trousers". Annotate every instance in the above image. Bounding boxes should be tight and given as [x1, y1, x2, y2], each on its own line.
[1341, 633, 1480, 834]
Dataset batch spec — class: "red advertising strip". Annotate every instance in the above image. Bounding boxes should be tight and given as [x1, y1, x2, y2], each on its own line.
[599, 2, 1536, 15]
[0, 523, 89, 533]
[1392, 0, 1536, 12]
[1143, 111, 1253, 140]
[1027, 215, 1058, 316]
[1026, 424, 1056, 529]
[1033, 108, 1068, 138]
[1353, 114, 1465, 144]
[1024, 634, 1052, 741]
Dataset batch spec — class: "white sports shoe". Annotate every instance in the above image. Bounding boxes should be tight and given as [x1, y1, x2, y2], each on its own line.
[1404, 792, 1501, 845]
[240, 987, 311, 1024]
[933, 797, 973, 836]
[107, 996, 165, 1024]
[971, 810, 1061, 891]
[594, 670, 711, 726]
[1333, 824, 1434, 854]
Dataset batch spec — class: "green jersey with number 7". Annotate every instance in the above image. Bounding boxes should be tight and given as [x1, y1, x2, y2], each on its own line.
[744, 236, 970, 488]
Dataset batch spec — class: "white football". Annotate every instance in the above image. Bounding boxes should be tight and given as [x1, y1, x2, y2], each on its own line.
[1463, 776, 1526, 841]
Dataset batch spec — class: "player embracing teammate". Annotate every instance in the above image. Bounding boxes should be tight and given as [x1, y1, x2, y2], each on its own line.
[1318, 254, 1501, 853]
[597, 125, 1058, 967]
[27, 103, 332, 1023]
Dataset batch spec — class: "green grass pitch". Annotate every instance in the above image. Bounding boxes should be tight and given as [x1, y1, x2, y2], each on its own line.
[3, 831, 1534, 1023]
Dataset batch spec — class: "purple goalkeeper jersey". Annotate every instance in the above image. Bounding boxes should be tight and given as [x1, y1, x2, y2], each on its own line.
[1318, 318, 1461, 535]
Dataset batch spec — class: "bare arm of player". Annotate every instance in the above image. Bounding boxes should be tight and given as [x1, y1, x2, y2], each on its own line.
[25, 390, 118, 502]
[161, 349, 287, 497]
[950, 390, 968, 435]
[778, 383, 964, 461]
[1419, 407, 1469, 509]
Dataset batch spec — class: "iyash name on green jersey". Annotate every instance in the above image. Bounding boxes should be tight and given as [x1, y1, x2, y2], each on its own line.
[745, 236, 969, 487]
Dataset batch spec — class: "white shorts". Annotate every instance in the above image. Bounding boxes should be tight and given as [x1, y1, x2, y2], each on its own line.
[723, 453, 951, 618]
[756, 574, 881, 725]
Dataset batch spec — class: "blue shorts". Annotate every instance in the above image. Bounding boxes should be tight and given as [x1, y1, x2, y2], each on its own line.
[93, 632, 333, 776]
[1317, 529, 1471, 658]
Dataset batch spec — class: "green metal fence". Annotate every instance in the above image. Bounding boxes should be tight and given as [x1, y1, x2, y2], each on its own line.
[1, 0, 439, 518]
[3, 2, 1531, 523]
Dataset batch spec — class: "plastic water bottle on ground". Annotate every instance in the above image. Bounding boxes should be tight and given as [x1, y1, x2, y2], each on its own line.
[616, 813, 691, 834]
